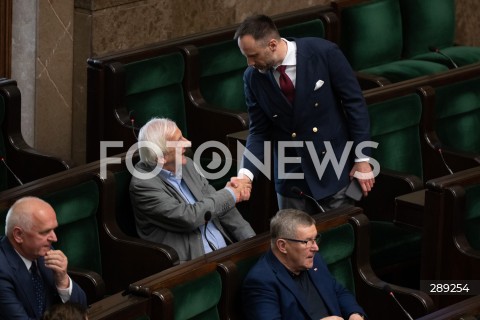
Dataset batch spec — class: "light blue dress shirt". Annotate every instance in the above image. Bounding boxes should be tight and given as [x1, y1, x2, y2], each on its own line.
[159, 169, 227, 253]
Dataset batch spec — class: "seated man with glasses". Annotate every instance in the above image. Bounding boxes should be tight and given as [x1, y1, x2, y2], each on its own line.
[242, 209, 365, 320]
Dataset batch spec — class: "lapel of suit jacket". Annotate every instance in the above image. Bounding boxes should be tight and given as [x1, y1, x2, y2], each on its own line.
[253, 68, 293, 118]
[1, 237, 40, 317]
[294, 38, 317, 111]
[180, 160, 204, 202]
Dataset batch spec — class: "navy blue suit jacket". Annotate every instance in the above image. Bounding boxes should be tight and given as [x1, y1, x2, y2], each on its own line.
[242, 250, 365, 319]
[242, 37, 371, 200]
[0, 236, 87, 319]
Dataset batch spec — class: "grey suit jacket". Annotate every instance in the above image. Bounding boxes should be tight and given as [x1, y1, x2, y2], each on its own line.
[129, 157, 255, 262]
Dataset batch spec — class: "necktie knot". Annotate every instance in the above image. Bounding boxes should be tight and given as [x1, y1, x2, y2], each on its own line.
[277, 65, 295, 104]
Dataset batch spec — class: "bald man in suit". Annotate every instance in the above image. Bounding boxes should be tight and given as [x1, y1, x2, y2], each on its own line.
[0, 197, 87, 319]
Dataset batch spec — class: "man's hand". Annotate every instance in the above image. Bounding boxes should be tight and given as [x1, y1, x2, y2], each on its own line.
[44, 249, 70, 289]
[227, 176, 252, 202]
[350, 161, 375, 197]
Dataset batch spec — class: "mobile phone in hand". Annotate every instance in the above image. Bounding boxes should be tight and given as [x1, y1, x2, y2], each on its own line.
[345, 179, 363, 201]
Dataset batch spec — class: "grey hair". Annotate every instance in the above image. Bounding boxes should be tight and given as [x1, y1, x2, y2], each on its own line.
[137, 117, 178, 166]
[5, 196, 48, 236]
[270, 209, 315, 247]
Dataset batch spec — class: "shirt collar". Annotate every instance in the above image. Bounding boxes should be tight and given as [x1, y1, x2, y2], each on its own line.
[277, 38, 297, 68]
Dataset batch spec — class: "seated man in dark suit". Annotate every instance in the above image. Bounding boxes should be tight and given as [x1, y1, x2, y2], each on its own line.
[130, 117, 255, 262]
[0, 197, 87, 319]
[242, 209, 365, 320]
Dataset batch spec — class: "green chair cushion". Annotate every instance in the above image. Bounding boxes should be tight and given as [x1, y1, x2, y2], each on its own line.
[369, 221, 422, 269]
[409, 46, 480, 68]
[360, 59, 448, 83]
[400, 0, 455, 58]
[319, 224, 355, 294]
[434, 77, 480, 154]
[341, 0, 403, 70]
[198, 40, 247, 113]
[464, 184, 480, 250]
[369, 94, 424, 179]
[171, 270, 222, 320]
[45, 180, 103, 275]
[124, 53, 188, 135]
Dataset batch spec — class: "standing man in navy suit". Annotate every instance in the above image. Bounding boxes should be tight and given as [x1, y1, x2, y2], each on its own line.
[234, 14, 375, 213]
[0, 197, 87, 319]
[242, 209, 365, 319]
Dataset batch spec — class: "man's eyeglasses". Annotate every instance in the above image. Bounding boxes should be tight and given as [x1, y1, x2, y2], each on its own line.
[281, 234, 321, 247]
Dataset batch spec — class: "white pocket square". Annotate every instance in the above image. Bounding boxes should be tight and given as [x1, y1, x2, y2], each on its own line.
[314, 80, 324, 91]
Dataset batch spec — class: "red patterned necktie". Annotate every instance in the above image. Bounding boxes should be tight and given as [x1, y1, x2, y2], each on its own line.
[277, 65, 295, 104]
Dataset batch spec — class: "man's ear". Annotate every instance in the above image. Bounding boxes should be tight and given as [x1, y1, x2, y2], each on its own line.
[276, 238, 287, 254]
[12, 226, 24, 244]
[268, 38, 278, 51]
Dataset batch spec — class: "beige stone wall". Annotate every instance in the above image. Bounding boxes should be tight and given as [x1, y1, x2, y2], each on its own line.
[26, 0, 479, 164]
[36, 0, 74, 160]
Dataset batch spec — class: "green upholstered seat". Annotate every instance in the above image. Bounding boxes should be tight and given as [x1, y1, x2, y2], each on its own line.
[433, 77, 480, 154]
[369, 93, 424, 180]
[339, 0, 448, 82]
[44, 180, 103, 276]
[170, 268, 222, 320]
[319, 223, 356, 293]
[124, 53, 187, 135]
[365, 93, 424, 285]
[464, 184, 480, 250]
[400, 0, 480, 67]
[198, 41, 247, 114]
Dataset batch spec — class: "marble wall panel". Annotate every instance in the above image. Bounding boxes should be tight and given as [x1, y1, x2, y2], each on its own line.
[35, 0, 73, 159]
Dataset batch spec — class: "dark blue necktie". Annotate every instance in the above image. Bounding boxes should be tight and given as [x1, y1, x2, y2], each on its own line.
[30, 260, 46, 316]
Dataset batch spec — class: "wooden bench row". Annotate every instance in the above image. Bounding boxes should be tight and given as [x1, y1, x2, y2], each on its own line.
[87, 208, 436, 320]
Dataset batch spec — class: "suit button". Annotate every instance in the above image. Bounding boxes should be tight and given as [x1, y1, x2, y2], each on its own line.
[291, 132, 297, 138]
[312, 127, 318, 133]
[314, 102, 319, 107]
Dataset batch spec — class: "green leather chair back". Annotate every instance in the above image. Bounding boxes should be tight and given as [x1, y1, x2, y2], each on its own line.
[434, 77, 480, 154]
[400, 0, 455, 58]
[44, 180, 103, 276]
[170, 270, 222, 320]
[198, 40, 247, 113]
[368, 93, 424, 179]
[340, 0, 403, 70]
[464, 184, 480, 250]
[319, 223, 356, 293]
[124, 52, 187, 135]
